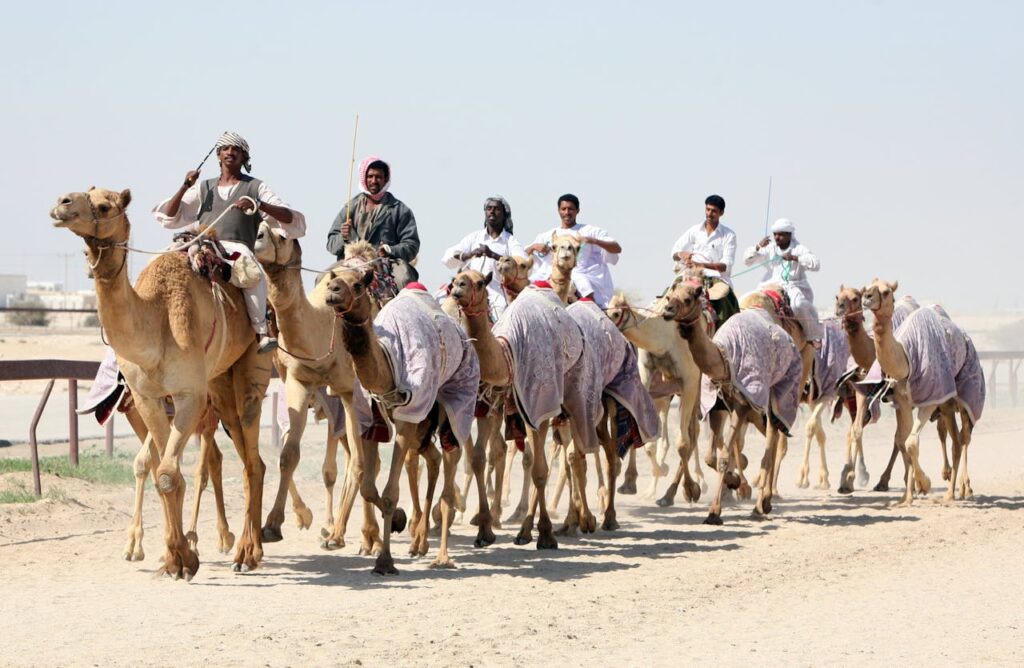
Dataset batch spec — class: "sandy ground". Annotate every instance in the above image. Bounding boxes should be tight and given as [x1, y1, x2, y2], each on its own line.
[1, 333, 1023, 666]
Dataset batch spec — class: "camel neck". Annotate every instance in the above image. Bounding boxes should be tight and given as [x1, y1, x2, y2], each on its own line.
[871, 311, 909, 380]
[339, 299, 393, 393]
[679, 309, 729, 382]
[843, 318, 876, 370]
[90, 233, 159, 367]
[267, 266, 335, 361]
[550, 264, 575, 304]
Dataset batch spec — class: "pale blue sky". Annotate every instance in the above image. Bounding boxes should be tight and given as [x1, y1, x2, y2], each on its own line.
[2, 1, 1021, 312]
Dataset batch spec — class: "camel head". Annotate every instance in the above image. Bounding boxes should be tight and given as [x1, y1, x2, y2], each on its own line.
[551, 233, 581, 272]
[835, 284, 865, 324]
[496, 254, 533, 287]
[861, 278, 899, 317]
[740, 287, 807, 348]
[254, 220, 302, 269]
[50, 188, 132, 242]
[325, 267, 376, 322]
[450, 269, 492, 316]
[659, 277, 705, 338]
[344, 240, 378, 264]
[605, 293, 634, 330]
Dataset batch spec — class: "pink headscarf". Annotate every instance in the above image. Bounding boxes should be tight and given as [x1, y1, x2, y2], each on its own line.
[359, 156, 391, 203]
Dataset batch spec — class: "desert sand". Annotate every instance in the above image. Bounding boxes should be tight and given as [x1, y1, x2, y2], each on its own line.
[1, 331, 1022, 666]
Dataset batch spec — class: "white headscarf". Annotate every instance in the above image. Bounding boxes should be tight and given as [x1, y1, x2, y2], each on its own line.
[215, 131, 252, 172]
[771, 218, 795, 234]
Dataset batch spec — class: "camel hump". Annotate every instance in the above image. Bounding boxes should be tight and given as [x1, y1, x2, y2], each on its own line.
[136, 252, 237, 351]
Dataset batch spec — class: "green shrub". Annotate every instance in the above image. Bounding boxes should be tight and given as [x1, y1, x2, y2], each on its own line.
[6, 299, 49, 327]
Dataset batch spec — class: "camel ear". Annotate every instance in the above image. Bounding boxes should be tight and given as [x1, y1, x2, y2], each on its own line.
[119, 189, 132, 209]
[88, 185, 96, 192]
[482, 272, 492, 287]
[550, 232, 558, 244]
[891, 280, 899, 292]
[839, 283, 845, 291]
[359, 268, 375, 287]
[524, 256, 534, 269]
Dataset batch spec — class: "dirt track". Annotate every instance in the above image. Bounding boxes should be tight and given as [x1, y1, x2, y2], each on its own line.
[1, 401, 1023, 666]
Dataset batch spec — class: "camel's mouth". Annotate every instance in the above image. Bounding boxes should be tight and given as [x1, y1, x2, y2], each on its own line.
[50, 206, 78, 227]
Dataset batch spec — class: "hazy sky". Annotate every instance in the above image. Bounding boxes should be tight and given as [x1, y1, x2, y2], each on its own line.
[2, 1, 1021, 313]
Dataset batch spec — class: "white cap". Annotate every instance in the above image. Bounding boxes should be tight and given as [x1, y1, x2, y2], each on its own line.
[771, 218, 795, 234]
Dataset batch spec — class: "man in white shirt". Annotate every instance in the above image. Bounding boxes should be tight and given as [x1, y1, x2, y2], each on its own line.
[153, 131, 306, 353]
[441, 196, 524, 319]
[743, 218, 823, 341]
[670, 194, 739, 324]
[523, 194, 622, 308]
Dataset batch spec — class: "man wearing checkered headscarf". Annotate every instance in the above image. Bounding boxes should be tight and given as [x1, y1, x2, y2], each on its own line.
[152, 131, 307, 353]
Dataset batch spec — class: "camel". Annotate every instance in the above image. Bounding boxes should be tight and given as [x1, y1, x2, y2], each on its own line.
[661, 279, 803, 523]
[548, 233, 581, 305]
[832, 285, 879, 493]
[51, 188, 271, 578]
[606, 293, 703, 505]
[325, 273, 481, 573]
[861, 279, 984, 504]
[253, 224, 385, 555]
[446, 269, 515, 544]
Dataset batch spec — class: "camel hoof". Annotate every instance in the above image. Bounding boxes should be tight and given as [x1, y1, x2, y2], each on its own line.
[656, 494, 674, 508]
[873, 481, 890, 492]
[703, 513, 723, 526]
[737, 483, 752, 501]
[815, 481, 830, 490]
[601, 516, 619, 531]
[796, 478, 810, 489]
[918, 476, 932, 495]
[942, 466, 952, 482]
[617, 480, 638, 495]
[580, 512, 597, 534]
[320, 527, 331, 539]
[760, 498, 773, 514]
[856, 467, 870, 488]
[261, 526, 284, 543]
[537, 532, 558, 550]
[724, 472, 741, 490]
[294, 506, 314, 530]
[183, 568, 195, 582]
[474, 525, 496, 548]
[750, 509, 769, 521]
[684, 480, 702, 503]
[425, 557, 454, 569]
[372, 554, 399, 576]
[220, 532, 235, 554]
[390, 508, 408, 534]
[837, 484, 854, 495]
[513, 531, 533, 546]
[320, 537, 345, 551]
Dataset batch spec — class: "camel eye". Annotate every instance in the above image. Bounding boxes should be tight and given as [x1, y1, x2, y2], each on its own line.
[98, 204, 110, 214]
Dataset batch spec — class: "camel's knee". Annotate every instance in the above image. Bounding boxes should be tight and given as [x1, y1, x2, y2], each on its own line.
[278, 443, 300, 473]
[133, 451, 150, 478]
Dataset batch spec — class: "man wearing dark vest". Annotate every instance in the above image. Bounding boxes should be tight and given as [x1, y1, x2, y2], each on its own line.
[153, 131, 306, 353]
[326, 155, 420, 286]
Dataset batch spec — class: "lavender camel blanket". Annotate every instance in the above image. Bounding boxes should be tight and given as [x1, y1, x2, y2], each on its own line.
[813, 318, 851, 400]
[896, 306, 985, 423]
[712, 309, 803, 431]
[568, 301, 660, 451]
[357, 287, 480, 447]
[857, 295, 922, 387]
[493, 286, 591, 447]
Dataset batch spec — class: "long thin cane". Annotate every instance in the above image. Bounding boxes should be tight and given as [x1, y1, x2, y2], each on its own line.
[763, 176, 773, 238]
[344, 115, 360, 241]
[195, 132, 225, 172]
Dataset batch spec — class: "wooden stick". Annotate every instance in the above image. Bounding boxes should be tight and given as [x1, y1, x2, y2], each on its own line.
[344, 115, 360, 241]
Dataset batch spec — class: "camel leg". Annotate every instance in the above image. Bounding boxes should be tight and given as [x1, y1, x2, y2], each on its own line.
[599, 401, 620, 531]
[937, 417, 952, 482]
[939, 406, 963, 503]
[262, 378, 312, 543]
[411, 443, 441, 557]
[549, 434, 569, 512]
[796, 403, 819, 488]
[458, 434, 477, 523]
[502, 446, 517, 504]
[431, 444, 461, 568]
[506, 439, 533, 524]
[957, 410, 974, 498]
[469, 415, 496, 547]
[874, 440, 902, 492]
[405, 448, 425, 553]
[896, 399, 934, 506]
[839, 394, 867, 493]
[704, 409, 738, 525]
[485, 428, 505, 528]
[564, 441, 596, 534]
[122, 434, 151, 561]
[203, 428, 234, 555]
[359, 426, 411, 575]
[619, 447, 639, 495]
[514, 422, 556, 548]
[593, 449, 608, 514]
[323, 395, 380, 554]
[753, 421, 781, 517]
[690, 414, 707, 492]
[185, 430, 212, 554]
[141, 391, 203, 580]
[769, 434, 787, 498]
[320, 427, 340, 537]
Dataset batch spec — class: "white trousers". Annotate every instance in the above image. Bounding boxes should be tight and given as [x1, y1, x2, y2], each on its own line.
[784, 285, 822, 342]
[221, 241, 268, 335]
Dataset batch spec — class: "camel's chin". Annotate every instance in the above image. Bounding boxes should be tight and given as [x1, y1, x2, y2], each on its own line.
[50, 209, 78, 226]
